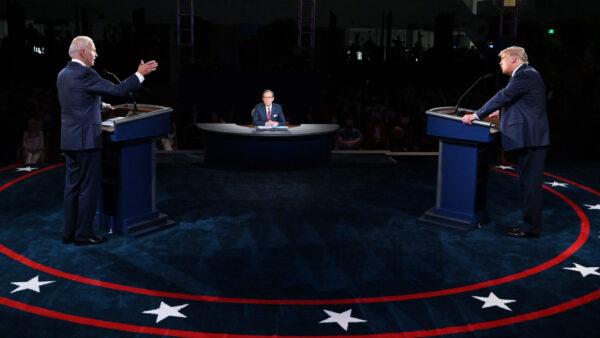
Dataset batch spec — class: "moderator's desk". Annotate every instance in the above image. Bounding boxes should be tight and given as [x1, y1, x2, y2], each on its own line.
[197, 123, 339, 168]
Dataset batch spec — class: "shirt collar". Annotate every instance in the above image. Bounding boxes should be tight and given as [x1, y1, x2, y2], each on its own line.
[512, 63, 525, 77]
[71, 58, 87, 67]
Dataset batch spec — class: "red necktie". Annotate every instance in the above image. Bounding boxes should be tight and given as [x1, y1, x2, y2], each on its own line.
[267, 107, 272, 120]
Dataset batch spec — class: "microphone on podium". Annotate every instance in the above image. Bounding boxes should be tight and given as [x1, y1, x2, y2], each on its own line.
[102, 70, 138, 114]
[453, 73, 494, 116]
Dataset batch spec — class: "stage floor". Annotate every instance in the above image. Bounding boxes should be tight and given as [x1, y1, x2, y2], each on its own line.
[1, 155, 599, 337]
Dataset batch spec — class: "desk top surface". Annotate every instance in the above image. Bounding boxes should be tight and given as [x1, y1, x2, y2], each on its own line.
[197, 123, 339, 137]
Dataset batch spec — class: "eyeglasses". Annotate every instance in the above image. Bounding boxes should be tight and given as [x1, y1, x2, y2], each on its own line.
[262, 96, 274, 99]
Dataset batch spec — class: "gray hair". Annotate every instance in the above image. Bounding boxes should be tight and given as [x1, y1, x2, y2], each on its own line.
[499, 46, 529, 64]
[262, 89, 274, 97]
[68, 36, 93, 57]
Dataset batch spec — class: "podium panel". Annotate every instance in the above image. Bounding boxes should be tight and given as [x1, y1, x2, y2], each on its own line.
[100, 103, 175, 236]
[420, 106, 499, 230]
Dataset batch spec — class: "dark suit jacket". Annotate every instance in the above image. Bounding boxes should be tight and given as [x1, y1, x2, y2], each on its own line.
[475, 64, 550, 151]
[252, 103, 286, 126]
[57, 62, 141, 150]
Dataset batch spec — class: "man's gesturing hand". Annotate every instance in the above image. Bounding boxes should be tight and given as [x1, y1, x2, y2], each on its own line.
[137, 60, 158, 76]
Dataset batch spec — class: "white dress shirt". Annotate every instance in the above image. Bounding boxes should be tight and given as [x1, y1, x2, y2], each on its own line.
[266, 105, 272, 118]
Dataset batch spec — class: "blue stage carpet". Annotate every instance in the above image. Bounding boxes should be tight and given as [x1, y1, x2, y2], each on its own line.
[1, 155, 599, 337]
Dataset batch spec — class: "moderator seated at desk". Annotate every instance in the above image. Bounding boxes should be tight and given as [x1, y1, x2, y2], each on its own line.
[197, 123, 339, 168]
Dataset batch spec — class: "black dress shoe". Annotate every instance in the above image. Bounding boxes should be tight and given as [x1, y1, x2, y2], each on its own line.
[506, 227, 540, 238]
[62, 236, 74, 244]
[74, 235, 107, 246]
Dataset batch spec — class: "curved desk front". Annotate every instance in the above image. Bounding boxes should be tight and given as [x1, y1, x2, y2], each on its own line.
[197, 124, 339, 167]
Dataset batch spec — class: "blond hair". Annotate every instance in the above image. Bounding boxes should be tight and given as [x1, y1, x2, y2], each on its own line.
[499, 46, 529, 64]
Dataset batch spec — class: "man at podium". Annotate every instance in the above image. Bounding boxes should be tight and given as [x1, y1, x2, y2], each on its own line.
[57, 36, 158, 245]
[252, 89, 286, 127]
[462, 46, 550, 238]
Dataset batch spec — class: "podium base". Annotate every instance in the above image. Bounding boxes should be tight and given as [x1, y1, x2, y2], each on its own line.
[128, 213, 176, 237]
[419, 208, 487, 231]
[100, 212, 176, 237]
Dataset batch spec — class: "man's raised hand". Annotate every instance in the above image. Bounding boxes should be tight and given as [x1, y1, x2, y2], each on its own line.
[137, 60, 158, 76]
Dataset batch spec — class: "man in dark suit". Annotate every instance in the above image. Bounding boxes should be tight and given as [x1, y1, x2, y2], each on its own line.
[57, 36, 158, 245]
[252, 89, 286, 126]
[463, 46, 550, 238]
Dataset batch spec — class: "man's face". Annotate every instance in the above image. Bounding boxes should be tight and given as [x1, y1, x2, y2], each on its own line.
[262, 92, 274, 106]
[499, 53, 517, 75]
[82, 42, 98, 67]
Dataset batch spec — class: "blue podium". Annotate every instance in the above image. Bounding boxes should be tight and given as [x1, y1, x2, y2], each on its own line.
[420, 107, 499, 230]
[99, 103, 175, 236]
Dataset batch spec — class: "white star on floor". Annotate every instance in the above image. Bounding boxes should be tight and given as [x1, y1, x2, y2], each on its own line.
[545, 181, 568, 188]
[143, 301, 189, 323]
[16, 166, 38, 172]
[319, 309, 367, 331]
[496, 165, 514, 170]
[584, 204, 600, 210]
[564, 263, 600, 278]
[10, 275, 55, 293]
[472, 292, 516, 311]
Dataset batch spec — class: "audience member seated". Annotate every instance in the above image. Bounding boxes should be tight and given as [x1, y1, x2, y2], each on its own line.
[336, 118, 363, 150]
[391, 125, 414, 152]
[366, 116, 388, 149]
[22, 117, 45, 164]
[159, 122, 177, 151]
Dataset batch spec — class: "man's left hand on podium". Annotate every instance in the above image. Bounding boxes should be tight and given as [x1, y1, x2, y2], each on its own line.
[488, 110, 500, 118]
[462, 113, 478, 125]
[101, 102, 115, 111]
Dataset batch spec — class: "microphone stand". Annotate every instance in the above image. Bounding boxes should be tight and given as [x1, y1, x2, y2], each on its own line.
[453, 73, 494, 116]
[103, 70, 138, 115]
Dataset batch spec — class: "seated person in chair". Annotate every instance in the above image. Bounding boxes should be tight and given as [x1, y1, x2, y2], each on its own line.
[22, 117, 45, 164]
[252, 89, 286, 127]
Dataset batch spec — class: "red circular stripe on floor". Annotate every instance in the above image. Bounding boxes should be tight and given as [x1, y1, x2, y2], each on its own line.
[0, 163, 64, 192]
[2, 288, 600, 337]
[0, 165, 591, 306]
